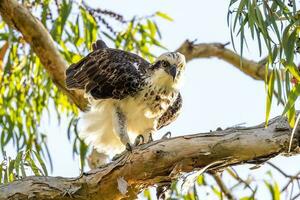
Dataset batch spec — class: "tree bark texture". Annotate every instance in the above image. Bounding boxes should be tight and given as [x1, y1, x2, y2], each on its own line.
[1, 115, 299, 200]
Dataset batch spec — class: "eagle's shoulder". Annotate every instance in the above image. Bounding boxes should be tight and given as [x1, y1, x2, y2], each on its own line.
[65, 41, 151, 100]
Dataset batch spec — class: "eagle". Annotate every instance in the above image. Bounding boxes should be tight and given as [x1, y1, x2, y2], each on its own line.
[66, 40, 186, 161]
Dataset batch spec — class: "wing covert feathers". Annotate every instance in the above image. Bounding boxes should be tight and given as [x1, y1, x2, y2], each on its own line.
[65, 42, 150, 100]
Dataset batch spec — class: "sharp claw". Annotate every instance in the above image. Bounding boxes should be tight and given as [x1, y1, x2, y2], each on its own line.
[162, 131, 171, 139]
[112, 154, 119, 161]
[216, 127, 223, 131]
[134, 135, 144, 146]
[126, 143, 133, 152]
[148, 133, 153, 142]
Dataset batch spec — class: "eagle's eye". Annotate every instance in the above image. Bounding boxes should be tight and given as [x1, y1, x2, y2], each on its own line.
[162, 61, 169, 67]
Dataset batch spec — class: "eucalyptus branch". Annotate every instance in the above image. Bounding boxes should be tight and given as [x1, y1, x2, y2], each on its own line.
[176, 40, 270, 80]
[0, 114, 300, 200]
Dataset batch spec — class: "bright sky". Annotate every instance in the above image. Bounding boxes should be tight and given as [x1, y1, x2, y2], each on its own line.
[6, 0, 300, 199]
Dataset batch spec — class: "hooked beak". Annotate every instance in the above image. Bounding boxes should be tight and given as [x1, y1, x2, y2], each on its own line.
[168, 65, 177, 81]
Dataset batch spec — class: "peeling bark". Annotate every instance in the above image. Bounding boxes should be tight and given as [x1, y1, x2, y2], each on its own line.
[1, 115, 299, 200]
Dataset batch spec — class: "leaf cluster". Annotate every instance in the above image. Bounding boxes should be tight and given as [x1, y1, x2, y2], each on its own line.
[228, 0, 300, 126]
[0, 150, 47, 184]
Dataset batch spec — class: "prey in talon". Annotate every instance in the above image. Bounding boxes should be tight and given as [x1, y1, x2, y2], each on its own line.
[66, 40, 185, 164]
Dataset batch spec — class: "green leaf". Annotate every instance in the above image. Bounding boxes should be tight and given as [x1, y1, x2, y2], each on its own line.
[264, 181, 280, 200]
[8, 159, 15, 182]
[26, 154, 41, 176]
[60, 0, 73, 33]
[147, 19, 156, 37]
[230, 20, 237, 52]
[284, 29, 297, 65]
[197, 174, 205, 185]
[20, 159, 26, 178]
[212, 186, 222, 198]
[285, 70, 291, 100]
[266, 70, 275, 126]
[275, 69, 283, 105]
[271, 46, 279, 64]
[286, 63, 300, 82]
[247, 1, 255, 39]
[143, 189, 152, 200]
[14, 151, 23, 178]
[153, 21, 162, 39]
[156, 11, 173, 21]
[233, 0, 247, 30]
[80, 7, 98, 49]
[287, 105, 296, 127]
[33, 151, 48, 176]
[101, 31, 115, 42]
[41, 0, 50, 26]
[268, 13, 281, 45]
[283, 84, 300, 116]
[79, 140, 88, 172]
[255, 25, 262, 56]
[273, 0, 293, 20]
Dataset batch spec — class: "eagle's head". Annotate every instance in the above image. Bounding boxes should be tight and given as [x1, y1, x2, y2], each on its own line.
[151, 52, 186, 89]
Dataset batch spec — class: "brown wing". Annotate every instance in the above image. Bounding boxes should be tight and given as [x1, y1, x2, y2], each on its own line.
[157, 93, 182, 130]
[65, 41, 150, 100]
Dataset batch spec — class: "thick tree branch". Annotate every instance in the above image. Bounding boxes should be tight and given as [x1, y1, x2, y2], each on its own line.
[177, 40, 269, 80]
[1, 114, 299, 200]
[0, 0, 88, 110]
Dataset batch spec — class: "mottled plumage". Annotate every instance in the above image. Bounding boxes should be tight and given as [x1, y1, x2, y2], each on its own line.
[66, 48, 149, 99]
[66, 40, 185, 160]
[157, 93, 182, 129]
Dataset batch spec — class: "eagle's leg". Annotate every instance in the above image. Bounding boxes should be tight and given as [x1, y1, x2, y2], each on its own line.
[114, 107, 131, 148]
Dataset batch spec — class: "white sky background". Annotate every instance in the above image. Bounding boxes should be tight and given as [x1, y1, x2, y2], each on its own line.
[4, 0, 300, 199]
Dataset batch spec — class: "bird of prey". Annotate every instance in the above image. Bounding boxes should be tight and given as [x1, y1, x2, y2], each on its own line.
[66, 40, 186, 161]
